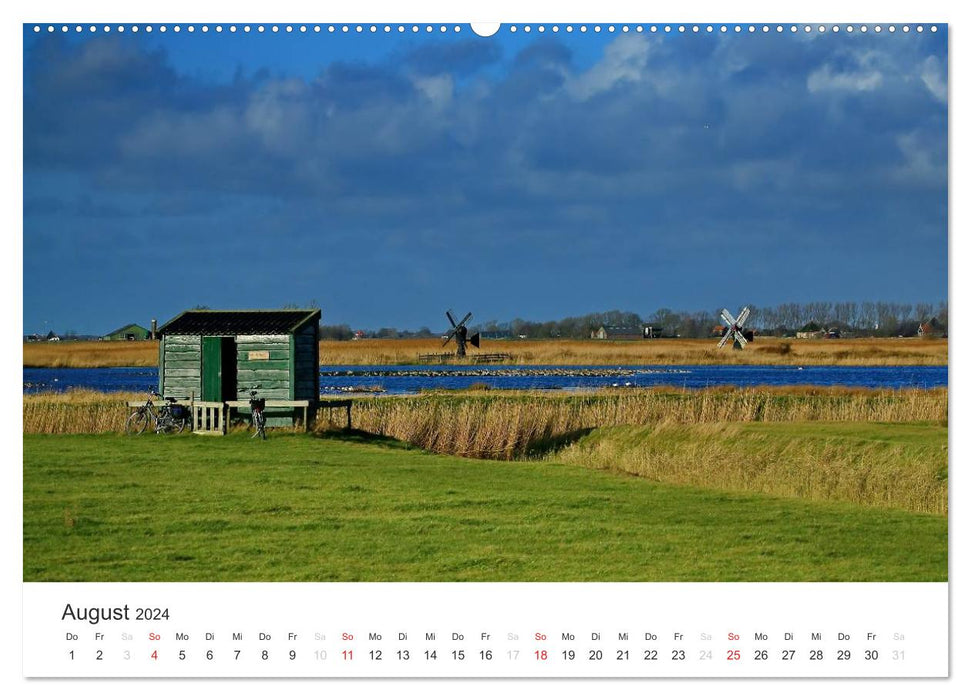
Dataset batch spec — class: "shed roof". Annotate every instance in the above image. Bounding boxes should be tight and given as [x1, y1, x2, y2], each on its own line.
[158, 309, 321, 336]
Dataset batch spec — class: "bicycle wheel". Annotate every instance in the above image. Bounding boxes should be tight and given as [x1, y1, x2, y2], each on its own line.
[125, 409, 149, 435]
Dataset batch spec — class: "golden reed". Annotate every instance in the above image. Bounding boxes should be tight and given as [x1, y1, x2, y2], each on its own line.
[555, 423, 948, 514]
[327, 387, 947, 459]
[25, 387, 946, 444]
[24, 336, 947, 368]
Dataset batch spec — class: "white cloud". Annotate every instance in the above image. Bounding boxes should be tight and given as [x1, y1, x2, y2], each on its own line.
[893, 130, 945, 186]
[807, 63, 883, 93]
[244, 79, 312, 155]
[566, 35, 650, 100]
[920, 55, 947, 103]
[411, 74, 454, 107]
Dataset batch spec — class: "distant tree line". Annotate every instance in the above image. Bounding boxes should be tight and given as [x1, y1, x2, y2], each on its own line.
[325, 301, 947, 340]
[319, 324, 437, 340]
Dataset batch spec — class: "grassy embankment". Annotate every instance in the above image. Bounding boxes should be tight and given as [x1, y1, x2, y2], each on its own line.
[24, 432, 947, 582]
[23, 336, 948, 368]
[24, 387, 947, 515]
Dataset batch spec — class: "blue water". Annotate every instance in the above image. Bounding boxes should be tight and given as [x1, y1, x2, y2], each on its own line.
[23, 364, 948, 395]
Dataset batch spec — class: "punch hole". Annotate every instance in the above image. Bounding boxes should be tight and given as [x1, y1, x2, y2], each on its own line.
[469, 23, 500, 37]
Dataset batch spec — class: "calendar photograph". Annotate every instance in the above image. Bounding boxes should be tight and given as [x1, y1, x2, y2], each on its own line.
[23, 21, 947, 588]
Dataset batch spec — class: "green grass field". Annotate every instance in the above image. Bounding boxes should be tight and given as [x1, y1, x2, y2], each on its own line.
[23, 431, 946, 582]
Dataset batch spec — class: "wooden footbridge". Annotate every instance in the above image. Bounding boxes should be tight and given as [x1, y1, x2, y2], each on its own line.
[417, 352, 513, 365]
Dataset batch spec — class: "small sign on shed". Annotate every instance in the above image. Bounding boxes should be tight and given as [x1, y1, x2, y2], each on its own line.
[248, 350, 270, 360]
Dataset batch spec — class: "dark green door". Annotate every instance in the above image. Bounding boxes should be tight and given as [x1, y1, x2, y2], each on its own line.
[202, 337, 223, 401]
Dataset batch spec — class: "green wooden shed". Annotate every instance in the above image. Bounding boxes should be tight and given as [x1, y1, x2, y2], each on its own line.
[156, 309, 321, 426]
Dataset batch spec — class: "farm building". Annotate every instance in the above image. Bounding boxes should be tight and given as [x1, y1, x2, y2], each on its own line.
[102, 323, 152, 341]
[592, 325, 645, 340]
[796, 322, 824, 339]
[918, 318, 946, 338]
[156, 309, 321, 426]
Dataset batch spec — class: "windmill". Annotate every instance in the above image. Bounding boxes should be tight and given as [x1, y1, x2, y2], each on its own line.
[717, 306, 754, 350]
[442, 310, 480, 357]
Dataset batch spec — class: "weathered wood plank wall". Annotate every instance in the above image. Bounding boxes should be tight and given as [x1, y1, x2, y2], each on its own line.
[161, 335, 202, 398]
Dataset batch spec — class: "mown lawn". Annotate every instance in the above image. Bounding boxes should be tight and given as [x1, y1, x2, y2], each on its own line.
[23, 432, 947, 582]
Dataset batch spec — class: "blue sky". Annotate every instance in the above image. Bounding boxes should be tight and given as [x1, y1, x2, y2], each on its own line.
[23, 24, 947, 334]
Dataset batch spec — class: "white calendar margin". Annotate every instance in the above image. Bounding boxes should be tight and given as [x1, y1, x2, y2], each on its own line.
[5, 0, 963, 697]
[23, 582, 949, 678]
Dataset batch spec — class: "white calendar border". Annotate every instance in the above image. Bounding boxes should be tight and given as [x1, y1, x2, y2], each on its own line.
[5, 0, 964, 697]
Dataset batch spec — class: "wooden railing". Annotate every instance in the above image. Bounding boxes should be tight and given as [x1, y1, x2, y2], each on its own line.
[125, 397, 338, 435]
[191, 401, 226, 435]
[225, 399, 312, 431]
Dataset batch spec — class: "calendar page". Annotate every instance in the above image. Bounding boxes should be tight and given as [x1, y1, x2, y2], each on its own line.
[15, 0, 957, 694]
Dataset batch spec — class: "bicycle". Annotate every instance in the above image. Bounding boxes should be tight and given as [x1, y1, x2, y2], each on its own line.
[125, 391, 189, 435]
[248, 386, 267, 440]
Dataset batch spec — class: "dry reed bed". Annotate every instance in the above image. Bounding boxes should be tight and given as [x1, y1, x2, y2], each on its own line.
[329, 388, 947, 459]
[555, 423, 948, 514]
[24, 387, 947, 440]
[24, 337, 947, 368]
[23, 390, 141, 434]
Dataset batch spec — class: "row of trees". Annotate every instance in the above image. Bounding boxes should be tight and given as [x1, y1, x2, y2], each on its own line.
[325, 301, 947, 340]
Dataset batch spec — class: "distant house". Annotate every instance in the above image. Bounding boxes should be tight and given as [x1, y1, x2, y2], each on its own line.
[46, 330, 60, 342]
[102, 323, 151, 341]
[643, 326, 664, 339]
[796, 322, 824, 339]
[711, 325, 728, 337]
[593, 325, 645, 340]
[918, 318, 946, 338]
